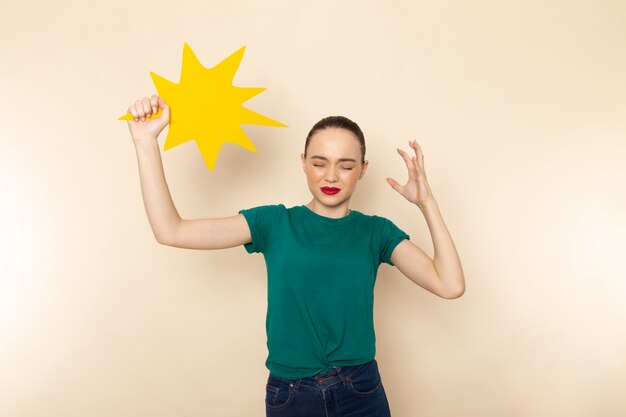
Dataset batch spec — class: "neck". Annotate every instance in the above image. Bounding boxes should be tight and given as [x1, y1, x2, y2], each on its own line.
[306, 199, 351, 219]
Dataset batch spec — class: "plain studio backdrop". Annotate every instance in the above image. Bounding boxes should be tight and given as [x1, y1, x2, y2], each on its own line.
[1, 1, 625, 416]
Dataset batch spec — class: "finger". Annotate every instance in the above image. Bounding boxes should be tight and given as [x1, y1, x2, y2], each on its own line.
[417, 141, 425, 171]
[409, 155, 417, 178]
[157, 95, 167, 107]
[397, 148, 417, 180]
[409, 140, 418, 158]
[386, 177, 404, 194]
[134, 99, 145, 119]
[142, 97, 151, 119]
[396, 148, 414, 169]
[128, 105, 138, 122]
[150, 95, 158, 114]
[409, 140, 422, 165]
[410, 140, 426, 175]
[158, 96, 170, 119]
[416, 141, 425, 168]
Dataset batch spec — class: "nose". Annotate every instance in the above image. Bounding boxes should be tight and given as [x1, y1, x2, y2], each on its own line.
[325, 170, 338, 182]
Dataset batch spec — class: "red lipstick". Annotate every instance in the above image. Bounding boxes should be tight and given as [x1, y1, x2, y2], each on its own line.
[321, 187, 341, 195]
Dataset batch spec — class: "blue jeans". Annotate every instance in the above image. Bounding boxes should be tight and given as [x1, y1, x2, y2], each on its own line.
[265, 359, 392, 417]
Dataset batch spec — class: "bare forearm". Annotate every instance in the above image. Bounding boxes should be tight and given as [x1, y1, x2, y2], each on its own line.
[419, 198, 465, 295]
[134, 138, 181, 242]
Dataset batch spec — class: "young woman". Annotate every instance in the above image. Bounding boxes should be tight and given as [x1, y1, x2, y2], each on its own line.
[126, 94, 465, 417]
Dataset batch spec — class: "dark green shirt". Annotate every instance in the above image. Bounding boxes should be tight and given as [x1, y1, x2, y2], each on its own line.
[239, 204, 409, 379]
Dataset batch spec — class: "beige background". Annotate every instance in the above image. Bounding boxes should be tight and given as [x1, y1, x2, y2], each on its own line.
[1, 0, 625, 416]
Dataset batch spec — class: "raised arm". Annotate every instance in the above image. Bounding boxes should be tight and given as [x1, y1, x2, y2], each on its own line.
[387, 140, 465, 299]
[127, 95, 251, 250]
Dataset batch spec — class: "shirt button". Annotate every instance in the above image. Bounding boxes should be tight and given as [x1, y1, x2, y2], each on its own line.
[316, 378, 324, 384]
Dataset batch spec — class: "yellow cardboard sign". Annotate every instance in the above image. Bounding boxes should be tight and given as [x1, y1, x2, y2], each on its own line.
[119, 43, 287, 170]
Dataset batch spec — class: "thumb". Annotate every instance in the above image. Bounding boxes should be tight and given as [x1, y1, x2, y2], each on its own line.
[386, 177, 403, 194]
[158, 96, 170, 119]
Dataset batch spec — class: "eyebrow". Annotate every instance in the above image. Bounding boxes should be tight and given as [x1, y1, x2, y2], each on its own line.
[310, 155, 357, 163]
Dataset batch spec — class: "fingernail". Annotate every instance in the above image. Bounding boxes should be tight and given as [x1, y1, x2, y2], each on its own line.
[134, 117, 138, 122]
[152, 106, 157, 114]
[140, 117, 145, 121]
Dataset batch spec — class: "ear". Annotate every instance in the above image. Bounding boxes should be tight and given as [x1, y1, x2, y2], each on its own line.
[359, 160, 369, 180]
[301, 153, 306, 171]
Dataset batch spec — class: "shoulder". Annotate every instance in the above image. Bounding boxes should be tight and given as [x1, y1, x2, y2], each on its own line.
[238, 203, 287, 222]
[351, 209, 392, 226]
[239, 203, 286, 213]
[354, 210, 409, 237]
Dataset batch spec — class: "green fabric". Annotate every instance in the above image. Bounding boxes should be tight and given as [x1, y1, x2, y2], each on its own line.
[238, 204, 409, 379]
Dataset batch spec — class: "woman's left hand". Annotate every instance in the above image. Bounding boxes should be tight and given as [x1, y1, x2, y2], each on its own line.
[386, 140, 435, 208]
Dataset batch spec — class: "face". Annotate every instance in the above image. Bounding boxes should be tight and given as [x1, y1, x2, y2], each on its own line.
[300, 127, 368, 211]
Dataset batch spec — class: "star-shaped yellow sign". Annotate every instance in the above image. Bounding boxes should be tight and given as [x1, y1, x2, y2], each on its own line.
[119, 43, 286, 170]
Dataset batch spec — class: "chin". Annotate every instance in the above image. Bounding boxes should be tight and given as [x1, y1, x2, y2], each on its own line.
[319, 194, 351, 206]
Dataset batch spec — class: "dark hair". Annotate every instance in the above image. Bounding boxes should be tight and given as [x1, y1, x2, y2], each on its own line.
[304, 116, 366, 163]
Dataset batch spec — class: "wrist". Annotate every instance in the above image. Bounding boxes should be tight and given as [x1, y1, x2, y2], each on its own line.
[417, 197, 437, 211]
[133, 135, 159, 148]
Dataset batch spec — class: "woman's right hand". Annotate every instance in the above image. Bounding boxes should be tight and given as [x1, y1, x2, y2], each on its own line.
[126, 95, 170, 144]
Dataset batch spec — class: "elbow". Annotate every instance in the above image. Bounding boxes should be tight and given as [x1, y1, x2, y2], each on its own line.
[155, 232, 172, 246]
[154, 220, 181, 246]
[443, 272, 466, 299]
[444, 284, 465, 300]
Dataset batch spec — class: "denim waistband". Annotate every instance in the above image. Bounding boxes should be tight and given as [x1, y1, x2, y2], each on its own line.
[268, 359, 376, 391]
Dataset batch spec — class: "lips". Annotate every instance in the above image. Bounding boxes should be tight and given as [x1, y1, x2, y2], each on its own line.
[321, 187, 341, 195]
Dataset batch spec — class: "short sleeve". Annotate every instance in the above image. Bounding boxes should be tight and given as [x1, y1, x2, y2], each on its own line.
[377, 217, 410, 266]
[238, 204, 284, 254]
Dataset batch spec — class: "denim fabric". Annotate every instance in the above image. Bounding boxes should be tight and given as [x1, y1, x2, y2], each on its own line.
[265, 359, 391, 417]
